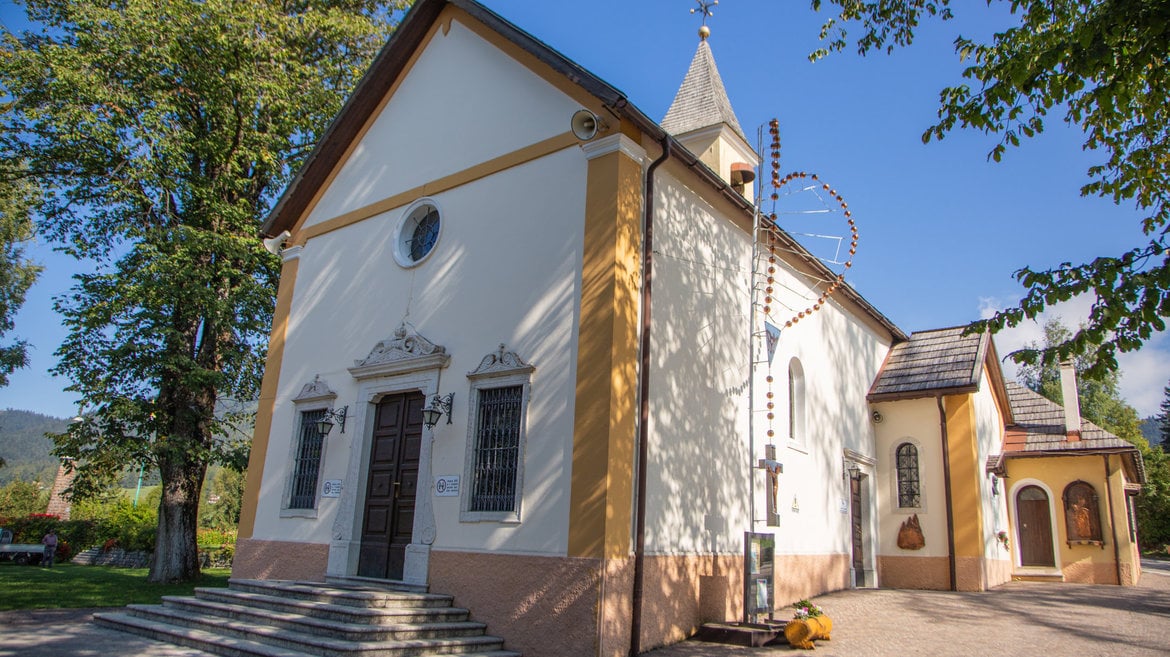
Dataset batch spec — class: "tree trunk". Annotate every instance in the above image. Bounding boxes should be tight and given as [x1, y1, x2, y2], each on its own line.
[148, 455, 207, 583]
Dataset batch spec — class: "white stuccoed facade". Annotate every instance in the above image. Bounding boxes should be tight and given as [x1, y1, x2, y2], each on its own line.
[237, 2, 1119, 656]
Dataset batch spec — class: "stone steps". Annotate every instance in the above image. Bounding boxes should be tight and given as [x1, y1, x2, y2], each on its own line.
[71, 546, 151, 568]
[94, 578, 520, 657]
[326, 576, 430, 594]
[156, 596, 488, 641]
[194, 588, 472, 625]
[227, 579, 455, 609]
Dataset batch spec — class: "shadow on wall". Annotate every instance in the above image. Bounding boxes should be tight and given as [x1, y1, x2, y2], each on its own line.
[645, 168, 892, 633]
[649, 177, 752, 556]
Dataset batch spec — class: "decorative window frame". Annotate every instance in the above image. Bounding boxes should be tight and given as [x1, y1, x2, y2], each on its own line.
[282, 375, 340, 518]
[786, 357, 807, 453]
[461, 344, 535, 524]
[888, 438, 927, 514]
[324, 322, 450, 581]
[1062, 480, 1105, 547]
[392, 197, 444, 269]
[894, 442, 922, 510]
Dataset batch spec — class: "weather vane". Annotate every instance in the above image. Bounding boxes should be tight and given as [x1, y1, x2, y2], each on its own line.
[690, 0, 717, 39]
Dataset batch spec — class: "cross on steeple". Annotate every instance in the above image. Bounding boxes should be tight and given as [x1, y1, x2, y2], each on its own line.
[690, 0, 718, 39]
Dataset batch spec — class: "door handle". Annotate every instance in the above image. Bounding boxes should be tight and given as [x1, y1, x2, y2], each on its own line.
[393, 482, 400, 499]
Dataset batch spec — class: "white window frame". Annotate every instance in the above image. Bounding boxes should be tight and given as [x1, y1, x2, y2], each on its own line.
[888, 437, 927, 514]
[786, 357, 807, 452]
[282, 375, 340, 518]
[393, 197, 443, 268]
[461, 345, 534, 523]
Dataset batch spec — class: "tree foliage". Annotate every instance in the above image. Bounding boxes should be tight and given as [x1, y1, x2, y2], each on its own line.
[811, 0, 1170, 379]
[0, 174, 42, 387]
[200, 466, 244, 532]
[1019, 318, 1143, 441]
[0, 479, 49, 519]
[1157, 380, 1170, 449]
[0, 0, 405, 581]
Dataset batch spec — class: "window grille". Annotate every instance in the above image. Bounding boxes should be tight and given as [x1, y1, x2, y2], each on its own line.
[469, 385, 523, 512]
[289, 409, 326, 509]
[896, 442, 921, 508]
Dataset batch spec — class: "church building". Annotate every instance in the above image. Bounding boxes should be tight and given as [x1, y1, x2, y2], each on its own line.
[234, 2, 1145, 655]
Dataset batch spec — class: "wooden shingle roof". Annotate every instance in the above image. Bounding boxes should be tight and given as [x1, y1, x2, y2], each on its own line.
[1005, 382, 1132, 449]
[1002, 381, 1145, 482]
[661, 39, 747, 141]
[868, 327, 989, 401]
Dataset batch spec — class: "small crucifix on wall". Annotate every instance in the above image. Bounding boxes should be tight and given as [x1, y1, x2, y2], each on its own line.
[757, 444, 782, 526]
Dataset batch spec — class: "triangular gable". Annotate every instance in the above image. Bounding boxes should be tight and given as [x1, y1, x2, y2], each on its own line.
[263, 0, 641, 239]
[260, 0, 905, 343]
[300, 12, 587, 229]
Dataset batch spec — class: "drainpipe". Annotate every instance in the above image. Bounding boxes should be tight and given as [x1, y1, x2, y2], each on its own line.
[1104, 455, 1122, 585]
[937, 396, 957, 591]
[629, 137, 670, 657]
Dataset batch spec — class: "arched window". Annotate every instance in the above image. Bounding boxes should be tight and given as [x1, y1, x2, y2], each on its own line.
[788, 358, 805, 445]
[1062, 480, 1103, 543]
[895, 443, 920, 508]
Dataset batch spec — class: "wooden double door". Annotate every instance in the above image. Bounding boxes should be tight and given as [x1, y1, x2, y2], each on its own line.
[357, 392, 423, 580]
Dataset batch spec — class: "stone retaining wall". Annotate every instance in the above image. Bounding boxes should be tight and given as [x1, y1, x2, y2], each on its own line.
[71, 547, 233, 569]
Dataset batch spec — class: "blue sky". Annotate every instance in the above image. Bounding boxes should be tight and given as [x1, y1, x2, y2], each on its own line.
[3, 0, 1166, 417]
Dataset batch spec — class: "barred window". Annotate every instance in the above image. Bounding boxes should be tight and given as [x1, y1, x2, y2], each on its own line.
[895, 442, 921, 508]
[469, 385, 523, 512]
[289, 409, 326, 509]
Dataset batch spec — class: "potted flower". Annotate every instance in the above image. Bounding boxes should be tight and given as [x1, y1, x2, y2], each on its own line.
[784, 599, 832, 649]
[996, 530, 1010, 552]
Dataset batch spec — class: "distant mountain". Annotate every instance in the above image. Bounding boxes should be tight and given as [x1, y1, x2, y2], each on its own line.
[0, 409, 67, 486]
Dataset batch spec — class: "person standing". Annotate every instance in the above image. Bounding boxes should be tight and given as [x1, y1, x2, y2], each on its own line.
[42, 530, 58, 567]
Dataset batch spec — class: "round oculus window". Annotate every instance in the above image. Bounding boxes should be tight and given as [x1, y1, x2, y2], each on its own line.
[394, 200, 442, 267]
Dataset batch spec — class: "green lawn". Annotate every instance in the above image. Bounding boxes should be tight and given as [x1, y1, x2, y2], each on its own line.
[0, 562, 230, 611]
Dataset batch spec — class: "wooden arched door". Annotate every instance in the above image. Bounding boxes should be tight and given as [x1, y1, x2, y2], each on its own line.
[1016, 485, 1055, 567]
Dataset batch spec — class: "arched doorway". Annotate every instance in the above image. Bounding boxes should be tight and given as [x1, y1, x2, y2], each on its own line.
[1016, 485, 1055, 567]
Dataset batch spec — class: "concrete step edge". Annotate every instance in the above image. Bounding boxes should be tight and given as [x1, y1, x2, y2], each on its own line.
[94, 612, 319, 657]
[162, 596, 488, 638]
[194, 588, 471, 623]
[324, 576, 429, 594]
[122, 604, 506, 654]
[227, 579, 454, 608]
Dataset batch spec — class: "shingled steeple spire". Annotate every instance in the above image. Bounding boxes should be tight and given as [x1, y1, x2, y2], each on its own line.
[661, 35, 747, 142]
[660, 10, 758, 200]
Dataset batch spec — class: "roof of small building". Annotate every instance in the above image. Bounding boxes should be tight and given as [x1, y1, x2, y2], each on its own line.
[1004, 382, 1132, 449]
[1002, 381, 1145, 482]
[867, 326, 991, 401]
[661, 39, 747, 142]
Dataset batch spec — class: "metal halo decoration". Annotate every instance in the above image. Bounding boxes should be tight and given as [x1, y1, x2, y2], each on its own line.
[758, 118, 859, 447]
[759, 118, 858, 330]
